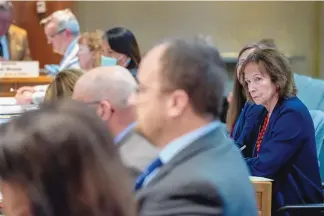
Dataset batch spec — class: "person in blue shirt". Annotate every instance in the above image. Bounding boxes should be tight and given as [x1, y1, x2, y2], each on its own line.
[240, 47, 323, 215]
[14, 9, 81, 105]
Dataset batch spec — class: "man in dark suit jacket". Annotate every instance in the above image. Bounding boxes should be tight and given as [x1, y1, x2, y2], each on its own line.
[129, 36, 258, 216]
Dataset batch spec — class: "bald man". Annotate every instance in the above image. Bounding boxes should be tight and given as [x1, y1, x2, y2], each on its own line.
[72, 66, 158, 180]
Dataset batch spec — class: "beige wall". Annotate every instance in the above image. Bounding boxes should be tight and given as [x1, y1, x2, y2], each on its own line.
[320, 2, 324, 79]
[74, 1, 320, 76]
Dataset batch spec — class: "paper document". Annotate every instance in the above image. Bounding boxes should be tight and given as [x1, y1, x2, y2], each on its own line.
[249, 176, 273, 182]
[0, 104, 38, 114]
[240, 145, 246, 151]
[0, 97, 16, 105]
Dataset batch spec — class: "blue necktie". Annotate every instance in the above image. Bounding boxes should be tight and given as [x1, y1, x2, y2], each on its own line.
[135, 157, 163, 191]
[0, 42, 3, 57]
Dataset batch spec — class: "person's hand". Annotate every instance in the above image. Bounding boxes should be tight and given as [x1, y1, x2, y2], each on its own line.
[16, 86, 36, 94]
[15, 91, 33, 105]
[14, 86, 35, 104]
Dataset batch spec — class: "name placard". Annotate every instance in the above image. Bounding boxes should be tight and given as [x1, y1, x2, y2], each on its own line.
[0, 61, 39, 78]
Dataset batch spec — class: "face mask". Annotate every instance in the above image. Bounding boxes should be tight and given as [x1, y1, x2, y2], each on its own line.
[101, 55, 130, 67]
[125, 58, 131, 67]
[101, 55, 117, 66]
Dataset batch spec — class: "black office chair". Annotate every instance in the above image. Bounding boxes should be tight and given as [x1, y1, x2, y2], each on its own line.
[277, 204, 324, 215]
[220, 97, 229, 124]
[277, 183, 324, 215]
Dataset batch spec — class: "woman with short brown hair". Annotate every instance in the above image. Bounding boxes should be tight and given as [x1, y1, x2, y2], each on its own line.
[241, 48, 297, 101]
[226, 43, 267, 156]
[77, 30, 103, 70]
[240, 48, 322, 214]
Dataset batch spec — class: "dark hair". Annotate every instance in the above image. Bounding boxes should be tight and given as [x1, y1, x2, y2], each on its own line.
[104, 27, 141, 70]
[226, 43, 268, 132]
[160, 36, 227, 118]
[0, 100, 136, 216]
[258, 38, 278, 50]
[240, 48, 297, 101]
[0, 1, 13, 12]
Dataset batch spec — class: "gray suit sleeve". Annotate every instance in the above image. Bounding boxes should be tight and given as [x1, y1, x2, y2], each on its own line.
[138, 180, 224, 216]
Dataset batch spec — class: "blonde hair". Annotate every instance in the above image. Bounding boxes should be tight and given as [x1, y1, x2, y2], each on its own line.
[44, 69, 84, 103]
[78, 30, 104, 68]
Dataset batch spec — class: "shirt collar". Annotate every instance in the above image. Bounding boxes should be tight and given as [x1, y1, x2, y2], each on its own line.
[0, 35, 9, 60]
[62, 37, 79, 59]
[114, 122, 136, 144]
[159, 120, 220, 164]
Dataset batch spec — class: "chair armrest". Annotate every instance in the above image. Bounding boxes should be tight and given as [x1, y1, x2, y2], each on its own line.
[277, 203, 324, 213]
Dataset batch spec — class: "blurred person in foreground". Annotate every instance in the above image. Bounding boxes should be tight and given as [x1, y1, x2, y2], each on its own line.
[15, 9, 81, 105]
[129, 36, 258, 216]
[0, 100, 136, 216]
[72, 66, 158, 180]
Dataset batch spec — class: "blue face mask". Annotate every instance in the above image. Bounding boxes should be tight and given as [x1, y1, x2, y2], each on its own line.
[101, 55, 131, 67]
[101, 56, 118, 66]
[125, 58, 131, 67]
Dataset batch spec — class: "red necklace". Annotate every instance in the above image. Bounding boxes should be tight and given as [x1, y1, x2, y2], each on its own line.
[256, 113, 269, 156]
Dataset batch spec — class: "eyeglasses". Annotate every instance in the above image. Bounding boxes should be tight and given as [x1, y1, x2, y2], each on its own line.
[78, 45, 91, 54]
[135, 82, 175, 95]
[84, 101, 100, 105]
[84, 100, 115, 113]
[47, 29, 66, 39]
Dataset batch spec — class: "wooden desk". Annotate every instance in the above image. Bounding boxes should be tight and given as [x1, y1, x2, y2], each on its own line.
[253, 181, 272, 216]
[0, 75, 53, 97]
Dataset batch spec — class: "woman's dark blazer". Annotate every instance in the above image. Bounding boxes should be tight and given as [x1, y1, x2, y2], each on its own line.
[232, 102, 264, 157]
[244, 96, 323, 215]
